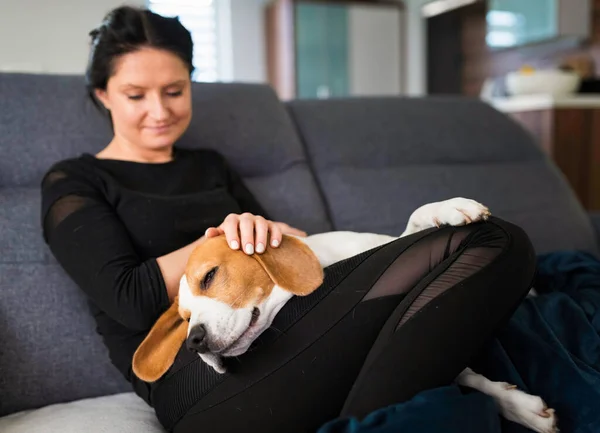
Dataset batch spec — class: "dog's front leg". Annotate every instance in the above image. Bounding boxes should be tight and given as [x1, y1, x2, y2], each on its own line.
[401, 197, 491, 237]
[457, 368, 558, 433]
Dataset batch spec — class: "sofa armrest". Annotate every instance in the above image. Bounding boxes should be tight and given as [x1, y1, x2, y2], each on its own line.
[590, 212, 600, 243]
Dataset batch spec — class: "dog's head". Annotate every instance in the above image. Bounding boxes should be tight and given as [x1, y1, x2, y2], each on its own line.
[132, 234, 323, 382]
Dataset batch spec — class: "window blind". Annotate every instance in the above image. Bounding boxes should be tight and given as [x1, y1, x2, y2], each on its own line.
[147, 0, 220, 82]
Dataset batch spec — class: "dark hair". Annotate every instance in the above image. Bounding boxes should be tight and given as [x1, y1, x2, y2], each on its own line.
[86, 5, 194, 111]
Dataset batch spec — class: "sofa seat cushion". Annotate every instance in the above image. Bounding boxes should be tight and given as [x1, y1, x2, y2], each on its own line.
[590, 212, 600, 243]
[0, 392, 164, 433]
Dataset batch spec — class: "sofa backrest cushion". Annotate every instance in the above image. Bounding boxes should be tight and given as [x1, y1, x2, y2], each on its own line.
[0, 261, 132, 416]
[0, 73, 331, 415]
[0, 73, 331, 234]
[287, 97, 598, 255]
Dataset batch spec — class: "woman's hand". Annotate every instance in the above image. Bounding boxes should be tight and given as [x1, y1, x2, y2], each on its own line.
[204, 213, 307, 255]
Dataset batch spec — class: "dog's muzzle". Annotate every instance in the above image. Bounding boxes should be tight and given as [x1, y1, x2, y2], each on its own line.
[186, 308, 261, 355]
[186, 324, 209, 353]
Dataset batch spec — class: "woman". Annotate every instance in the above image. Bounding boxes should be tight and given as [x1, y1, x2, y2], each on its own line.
[41, 6, 536, 433]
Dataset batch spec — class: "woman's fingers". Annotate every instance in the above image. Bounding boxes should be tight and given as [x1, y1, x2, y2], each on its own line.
[274, 222, 308, 238]
[286, 226, 308, 237]
[269, 221, 283, 248]
[254, 216, 269, 254]
[211, 214, 305, 254]
[204, 227, 222, 238]
[221, 214, 241, 250]
[239, 213, 257, 255]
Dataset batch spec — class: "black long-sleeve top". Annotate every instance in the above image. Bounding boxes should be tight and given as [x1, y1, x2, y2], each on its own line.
[40, 147, 267, 401]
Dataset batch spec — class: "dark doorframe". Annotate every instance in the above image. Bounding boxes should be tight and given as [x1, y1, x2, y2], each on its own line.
[426, 7, 464, 94]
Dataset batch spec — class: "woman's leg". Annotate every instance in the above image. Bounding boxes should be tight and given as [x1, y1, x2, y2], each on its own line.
[340, 216, 536, 418]
[156, 217, 535, 433]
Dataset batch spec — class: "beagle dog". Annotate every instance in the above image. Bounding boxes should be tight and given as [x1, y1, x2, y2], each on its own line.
[133, 197, 557, 433]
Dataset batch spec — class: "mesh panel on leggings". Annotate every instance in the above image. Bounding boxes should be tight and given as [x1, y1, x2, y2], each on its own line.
[395, 226, 506, 327]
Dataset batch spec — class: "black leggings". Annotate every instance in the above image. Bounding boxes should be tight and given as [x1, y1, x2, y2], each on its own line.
[149, 217, 536, 433]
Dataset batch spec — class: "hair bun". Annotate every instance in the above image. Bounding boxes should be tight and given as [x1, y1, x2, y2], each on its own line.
[89, 28, 101, 44]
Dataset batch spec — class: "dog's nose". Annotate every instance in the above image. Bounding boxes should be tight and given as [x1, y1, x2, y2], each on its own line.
[186, 325, 209, 353]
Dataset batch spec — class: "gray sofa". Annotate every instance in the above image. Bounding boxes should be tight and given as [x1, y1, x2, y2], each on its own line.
[1, 72, 598, 432]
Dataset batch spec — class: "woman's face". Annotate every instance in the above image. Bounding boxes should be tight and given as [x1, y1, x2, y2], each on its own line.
[95, 47, 192, 153]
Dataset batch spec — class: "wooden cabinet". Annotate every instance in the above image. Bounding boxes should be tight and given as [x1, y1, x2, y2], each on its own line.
[501, 104, 600, 210]
[425, 0, 595, 97]
[265, 0, 405, 100]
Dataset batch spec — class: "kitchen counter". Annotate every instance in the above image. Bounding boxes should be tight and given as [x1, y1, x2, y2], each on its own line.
[488, 94, 600, 112]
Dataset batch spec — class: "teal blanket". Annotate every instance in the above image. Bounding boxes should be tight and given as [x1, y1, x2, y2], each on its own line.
[319, 251, 600, 433]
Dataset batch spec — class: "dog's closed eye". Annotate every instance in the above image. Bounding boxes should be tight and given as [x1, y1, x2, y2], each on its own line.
[201, 267, 218, 290]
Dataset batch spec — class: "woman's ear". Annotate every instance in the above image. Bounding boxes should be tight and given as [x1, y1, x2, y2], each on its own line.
[94, 88, 110, 111]
[132, 296, 188, 382]
[253, 235, 323, 296]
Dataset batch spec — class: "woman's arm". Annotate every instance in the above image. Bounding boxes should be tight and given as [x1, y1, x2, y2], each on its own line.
[42, 168, 189, 330]
[42, 158, 307, 328]
[156, 238, 204, 301]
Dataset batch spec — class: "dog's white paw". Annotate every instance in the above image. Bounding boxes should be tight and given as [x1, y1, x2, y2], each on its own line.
[404, 197, 491, 236]
[492, 383, 559, 433]
[200, 352, 227, 374]
[428, 197, 491, 228]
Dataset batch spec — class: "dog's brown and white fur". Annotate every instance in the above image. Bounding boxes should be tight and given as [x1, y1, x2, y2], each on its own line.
[133, 198, 558, 433]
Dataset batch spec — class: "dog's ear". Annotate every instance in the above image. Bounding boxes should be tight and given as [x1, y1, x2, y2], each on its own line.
[132, 296, 187, 382]
[253, 235, 323, 296]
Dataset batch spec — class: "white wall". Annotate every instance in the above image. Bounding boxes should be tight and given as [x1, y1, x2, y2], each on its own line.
[229, 0, 268, 83]
[0, 0, 145, 74]
[0, 0, 422, 92]
[404, 0, 431, 96]
[348, 5, 402, 96]
[0, 0, 268, 81]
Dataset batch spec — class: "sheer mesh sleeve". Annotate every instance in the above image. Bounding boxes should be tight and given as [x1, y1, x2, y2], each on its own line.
[41, 167, 170, 331]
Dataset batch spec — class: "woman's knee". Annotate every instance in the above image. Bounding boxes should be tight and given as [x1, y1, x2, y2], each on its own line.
[437, 217, 536, 297]
[459, 216, 537, 297]
[460, 216, 534, 256]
